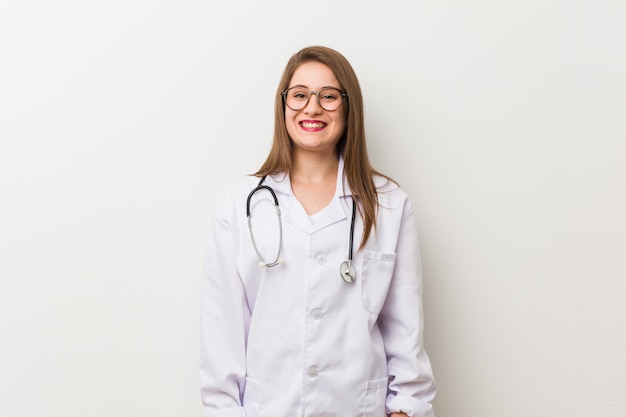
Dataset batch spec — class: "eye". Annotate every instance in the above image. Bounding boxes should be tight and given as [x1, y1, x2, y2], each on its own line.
[319, 89, 340, 102]
[290, 89, 308, 100]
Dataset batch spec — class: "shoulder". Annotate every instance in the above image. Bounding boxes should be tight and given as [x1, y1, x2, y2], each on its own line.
[373, 174, 410, 200]
[373, 174, 414, 214]
[213, 175, 263, 219]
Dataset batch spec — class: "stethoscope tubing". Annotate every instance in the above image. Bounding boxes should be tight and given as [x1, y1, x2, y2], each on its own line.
[246, 175, 357, 282]
[246, 177, 284, 267]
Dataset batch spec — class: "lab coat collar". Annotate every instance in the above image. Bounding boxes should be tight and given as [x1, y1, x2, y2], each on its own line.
[263, 156, 353, 233]
[261, 156, 352, 196]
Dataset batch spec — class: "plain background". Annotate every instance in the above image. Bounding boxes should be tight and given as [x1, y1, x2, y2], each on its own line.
[1, 1, 625, 416]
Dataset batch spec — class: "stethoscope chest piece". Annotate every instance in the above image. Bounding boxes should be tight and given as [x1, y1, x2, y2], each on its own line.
[340, 261, 356, 283]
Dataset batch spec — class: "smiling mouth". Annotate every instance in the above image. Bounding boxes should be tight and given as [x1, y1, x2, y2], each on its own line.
[300, 121, 326, 129]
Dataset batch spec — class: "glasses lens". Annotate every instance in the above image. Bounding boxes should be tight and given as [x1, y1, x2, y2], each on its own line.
[284, 87, 345, 111]
[317, 88, 344, 111]
[284, 87, 309, 111]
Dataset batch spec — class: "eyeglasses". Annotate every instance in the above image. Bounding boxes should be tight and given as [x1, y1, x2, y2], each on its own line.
[282, 86, 347, 111]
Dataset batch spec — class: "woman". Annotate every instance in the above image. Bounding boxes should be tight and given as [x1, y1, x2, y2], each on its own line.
[201, 46, 436, 417]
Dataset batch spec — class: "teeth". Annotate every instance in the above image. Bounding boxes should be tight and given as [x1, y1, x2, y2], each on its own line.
[301, 122, 325, 128]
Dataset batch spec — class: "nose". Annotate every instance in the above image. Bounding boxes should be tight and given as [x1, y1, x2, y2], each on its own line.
[303, 92, 323, 113]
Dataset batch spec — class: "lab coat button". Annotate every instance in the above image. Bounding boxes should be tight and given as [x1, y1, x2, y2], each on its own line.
[311, 308, 323, 320]
[316, 256, 327, 265]
[306, 366, 319, 377]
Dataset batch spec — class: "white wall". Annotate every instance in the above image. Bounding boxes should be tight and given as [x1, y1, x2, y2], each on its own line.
[1, 1, 624, 416]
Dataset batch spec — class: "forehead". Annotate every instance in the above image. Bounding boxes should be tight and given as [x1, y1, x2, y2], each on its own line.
[289, 61, 341, 88]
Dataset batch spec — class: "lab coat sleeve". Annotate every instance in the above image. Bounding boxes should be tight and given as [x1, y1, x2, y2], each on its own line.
[200, 194, 249, 417]
[380, 199, 436, 417]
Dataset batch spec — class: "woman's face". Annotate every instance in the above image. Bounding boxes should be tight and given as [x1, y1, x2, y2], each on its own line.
[284, 62, 346, 155]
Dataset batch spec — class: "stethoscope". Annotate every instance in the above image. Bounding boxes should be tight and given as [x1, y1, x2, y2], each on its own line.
[246, 176, 357, 283]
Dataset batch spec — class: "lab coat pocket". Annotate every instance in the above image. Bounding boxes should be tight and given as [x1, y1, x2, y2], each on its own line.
[363, 377, 388, 417]
[242, 377, 263, 417]
[360, 250, 397, 314]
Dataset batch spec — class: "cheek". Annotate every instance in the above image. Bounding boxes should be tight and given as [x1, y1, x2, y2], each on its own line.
[285, 113, 297, 138]
[336, 108, 347, 128]
[284, 110, 298, 125]
[334, 114, 347, 132]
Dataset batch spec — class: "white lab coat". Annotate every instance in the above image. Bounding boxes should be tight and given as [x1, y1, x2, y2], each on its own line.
[200, 158, 436, 417]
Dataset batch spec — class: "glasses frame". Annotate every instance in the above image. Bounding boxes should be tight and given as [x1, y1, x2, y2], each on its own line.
[282, 86, 348, 112]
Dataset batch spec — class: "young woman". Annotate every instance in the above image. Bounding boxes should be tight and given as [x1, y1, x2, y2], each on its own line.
[200, 45, 436, 417]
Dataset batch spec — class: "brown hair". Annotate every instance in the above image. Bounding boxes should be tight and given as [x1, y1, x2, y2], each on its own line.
[254, 45, 393, 249]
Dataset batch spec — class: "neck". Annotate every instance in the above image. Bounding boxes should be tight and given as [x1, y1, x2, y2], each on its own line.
[290, 152, 339, 184]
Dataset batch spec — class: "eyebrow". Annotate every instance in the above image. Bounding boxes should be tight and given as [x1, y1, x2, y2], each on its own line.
[287, 84, 342, 90]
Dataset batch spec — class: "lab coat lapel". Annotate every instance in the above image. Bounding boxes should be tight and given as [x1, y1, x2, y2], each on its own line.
[311, 167, 353, 232]
[265, 157, 353, 234]
[263, 173, 311, 233]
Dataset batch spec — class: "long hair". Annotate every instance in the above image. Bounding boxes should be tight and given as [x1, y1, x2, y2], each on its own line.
[255, 45, 392, 249]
